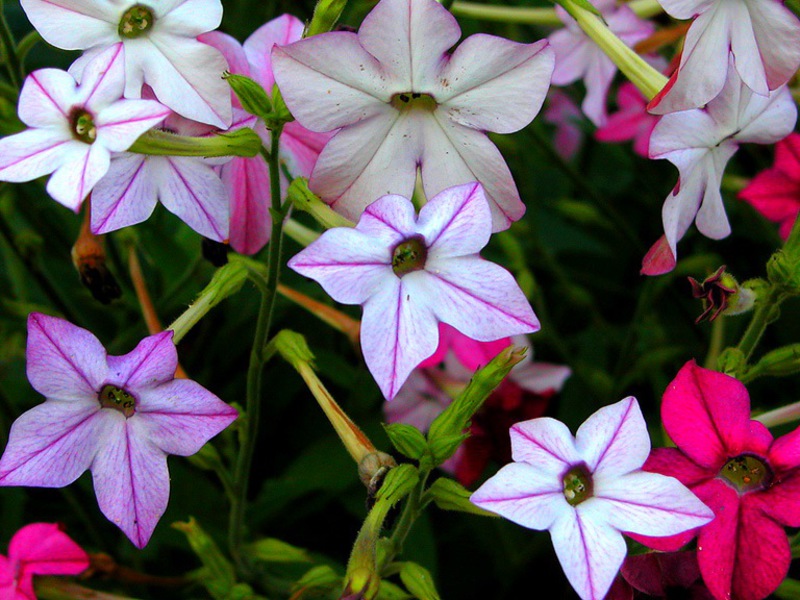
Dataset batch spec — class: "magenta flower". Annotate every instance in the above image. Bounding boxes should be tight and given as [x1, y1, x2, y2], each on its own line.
[543, 90, 585, 160]
[417, 323, 511, 370]
[21, 0, 233, 127]
[0, 45, 169, 211]
[739, 132, 800, 240]
[200, 16, 331, 254]
[0, 523, 88, 600]
[471, 397, 713, 600]
[288, 182, 540, 400]
[548, 0, 653, 127]
[594, 82, 657, 159]
[642, 360, 800, 600]
[0, 314, 238, 548]
[272, 0, 554, 232]
[650, 0, 800, 114]
[91, 106, 230, 241]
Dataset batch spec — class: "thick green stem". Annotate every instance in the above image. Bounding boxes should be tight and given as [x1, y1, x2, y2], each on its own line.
[451, 0, 663, 26]
[228, 128, 286, 571]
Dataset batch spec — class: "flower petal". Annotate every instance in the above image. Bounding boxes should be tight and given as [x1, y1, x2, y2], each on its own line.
[105, 331, 177, 392]
[749, 0, 800, 90]
[271, 34, 389, 131]
[509, 416, 581, 470]
[150, 156, 229, 241]
[26, 312, 108, 401]
[280, 121, 330, 179]
[95, 99, 170, 152]
[135, 379, 237, 455]
[19, 0, 118, 50]
[358, 0, 460, 91]
[18, 69, 75, 129]
[417, 182, 490, 258]
[470, 462, 569, 530]
[46, 141, 110, 211]
[421, 114, 525, 232]
[575, 397, 649, 477]
[77, 43, 125, 111]
[8, 523, 88, 575]
[661, 360, 753, 469]
[157, 0, 222, 37]
[91, 153, 159, 234]
[419, 256, 539, 340]
[594, 471, 713, 537]
[0, 402, 103, 487]
[437, 36, 553, 134]
[0, 129, 73, 184]
[92, 418, 168, 548]
[243, 13, 304, 91]
[643, 447, 713, 487]
[385, 369, 449, 431]
[551, 508, 627, 600]
[311, 109, 419, 222]
[733, 86, 797, 145]
[224, 155, 271, 255]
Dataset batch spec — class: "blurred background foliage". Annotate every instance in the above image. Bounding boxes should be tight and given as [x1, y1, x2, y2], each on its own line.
[0, 0, 797, 598]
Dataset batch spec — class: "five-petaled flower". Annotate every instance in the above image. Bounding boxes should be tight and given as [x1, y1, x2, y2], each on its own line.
[272, 0, 554, 231]
[0, 45, 169, 212]
[0, 523, 89, 600]
[641, 360, 800, 600]
[20, 0, 233, 128]
[471, 396, 713, 600]
[288, 182, 540, 400]
[0, 313, 238, 548]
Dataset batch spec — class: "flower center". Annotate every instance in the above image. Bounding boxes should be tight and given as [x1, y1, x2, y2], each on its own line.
[719, 454, 772, 493]
[390, 92, 437, 112]
[563, 464, 593, 506]
[70, 108, 96, 144]
[391, 236, 428, 277]
[99, 384, 137, 418]
[118, 4, 155, 38]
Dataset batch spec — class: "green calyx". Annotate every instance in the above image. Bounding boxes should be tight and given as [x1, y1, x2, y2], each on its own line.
[99, 384, 137, 418]
[563, 464, 593, 506]
[70, 109, 96, 144]
[118, 4, 155, 38]
[390, 92, 438, 112]
[719, 454, 772, 493]
[391, 236, 428, 277]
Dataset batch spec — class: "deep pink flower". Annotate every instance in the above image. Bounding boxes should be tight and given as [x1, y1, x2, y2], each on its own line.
[0, 523, 88, 600]
[594, 82, 657, 159]
[200, 16, 331, 254]
[739, 132, 800, 240]
[0, 314, 238, 548]
[642, 360, 800, 600]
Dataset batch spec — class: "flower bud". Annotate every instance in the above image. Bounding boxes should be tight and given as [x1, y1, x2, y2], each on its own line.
[688, 266, 755, 323]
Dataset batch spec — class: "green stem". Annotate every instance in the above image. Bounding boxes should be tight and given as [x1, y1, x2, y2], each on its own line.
[0, 0, 21, 88]
[228, 127, 286, 572]
[382, 469, 430, 570]
[736, 288, 784, 362]
[451, 0, 663, 26]
[15, 30, 41, 65]
[704, 316, 725, 369]
[755, 400, 800, 428]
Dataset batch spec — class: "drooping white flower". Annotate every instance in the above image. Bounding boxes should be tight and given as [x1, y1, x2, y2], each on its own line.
[471, 397, 714, 600]
[20, 0, 233, 127]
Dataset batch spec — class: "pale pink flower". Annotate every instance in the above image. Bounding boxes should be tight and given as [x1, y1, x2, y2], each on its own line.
[548, 0, 654, 127]
[650, 0, 800, 114]
[0, 314, 238, 548]
[21, 0, 232, 128]
[0, 45, 169, 211]
[0, 523, 88, 600]
[288, 182, 540, 400]
[272, 0, 554, 232]
[200, 15, 331, 254]
[543, 90, 585, 159]
[471, 397, 713, 600]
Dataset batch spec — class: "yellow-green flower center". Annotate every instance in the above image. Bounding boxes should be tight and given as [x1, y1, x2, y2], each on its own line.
[391, 236, 427, 277]
[70, 109, 97, 144]
[99, 384, 137, 418]
[118, 4, 154, 38]
[719, 454, 772, 493]
[563, 464, 593, 506]
[390, 92, 437, 112]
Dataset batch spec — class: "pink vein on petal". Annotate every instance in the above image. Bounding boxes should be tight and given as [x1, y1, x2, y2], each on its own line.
[290, 260, 388, 268]
[124, 425, 144, 547]
[576, 512, 596, 600]
[0, 139, 70, 173]
[29, 72, 69, 119]
[84, 44, 124, 106]
[424, 181, 480, 248]
[31, 313, 99, 391]
[592, 398, 634, 468]
[511, 426, 574, 466]
[93, 158, 147, 231]
[166, 157, 223, 239]
[39, 0, 116, 24]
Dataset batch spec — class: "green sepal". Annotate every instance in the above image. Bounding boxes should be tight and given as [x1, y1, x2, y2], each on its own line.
[243, 537, 313, 564]
[186, 441, 225, 472]
[399, 562, 441, 600]
[306, 0, 348, 37]
[129, 128, 261, 158]
[427, 346, 525, 464]
[383, 423, 428, 460]
[424, 477, 498, 518]
[747, 344, 800, 379]
[378, 579, 414, 600]
[224, 73, 273, 120]
[171, 518, 237, 600]
[292, 565, 342, 596]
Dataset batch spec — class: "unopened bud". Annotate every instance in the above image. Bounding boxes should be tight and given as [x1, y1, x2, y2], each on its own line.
[71, 205, 121, 304]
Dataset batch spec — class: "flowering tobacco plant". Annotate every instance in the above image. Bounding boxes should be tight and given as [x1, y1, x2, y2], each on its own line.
[1, 0, 800, 597]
